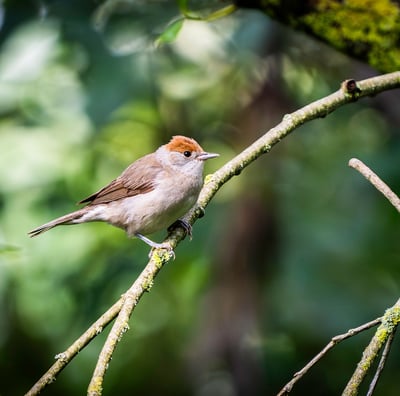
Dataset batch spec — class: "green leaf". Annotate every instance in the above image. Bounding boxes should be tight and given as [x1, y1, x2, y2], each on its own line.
[204, 4, 237, 22]
[156, 19, 184, 46]
[177, 0, 189, 14]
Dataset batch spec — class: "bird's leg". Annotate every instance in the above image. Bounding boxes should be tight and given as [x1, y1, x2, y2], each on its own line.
[168, 219, 192, 240]
[135, 233, 175, 259]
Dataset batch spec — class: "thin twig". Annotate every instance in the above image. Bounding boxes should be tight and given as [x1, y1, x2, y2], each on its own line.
[342, 299, 400, 396]
[348, 158, 400, 213]
[276, 318, 381, 396]
[25, 72, 400, 396]
[366, 327, 397, 396]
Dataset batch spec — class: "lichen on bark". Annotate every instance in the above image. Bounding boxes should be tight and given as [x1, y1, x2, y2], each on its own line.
[235, 0, 400, 72]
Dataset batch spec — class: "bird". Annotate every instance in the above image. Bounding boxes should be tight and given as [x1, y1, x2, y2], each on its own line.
[28, 135, 219, 251]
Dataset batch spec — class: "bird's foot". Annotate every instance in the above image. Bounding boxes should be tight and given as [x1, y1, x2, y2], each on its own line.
[135, 233, 175, 259]
[150, 243, 175, 260]
[168, 219, 192, 240]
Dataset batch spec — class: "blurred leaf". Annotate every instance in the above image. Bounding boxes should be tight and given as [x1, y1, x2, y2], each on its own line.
[155, 18, 184, 45]
[0, 243, 20, 253]
[203, 4, 237, 22]
[177, 0, 189, 13]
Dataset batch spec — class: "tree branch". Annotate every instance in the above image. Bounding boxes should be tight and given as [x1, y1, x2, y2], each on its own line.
[234, 0, 400, 73]
[366, 326, 397, 396]
[86, 249, 174, 395]
[342, 299, 400, 396]
[25, 300, 123, 396]
[340, 158, 400, 395]
[349, 158, 400, 213]
[277, 318, 382, 396]
[279, 158, 400, 395]
[25, 71, 400, 395]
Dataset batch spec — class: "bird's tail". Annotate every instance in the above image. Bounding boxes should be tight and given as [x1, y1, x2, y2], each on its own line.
[28, 209, 88, 237]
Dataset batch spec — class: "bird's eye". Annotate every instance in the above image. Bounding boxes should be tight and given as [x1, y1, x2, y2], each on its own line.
[183, 151, 192, 157]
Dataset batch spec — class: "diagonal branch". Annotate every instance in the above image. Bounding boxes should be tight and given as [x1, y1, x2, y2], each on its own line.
[340, 158, 400, 395]
[25, 300, 123, 396]
[86, 249, 174, 395]
[349, 158, 400, 213]
[277, 317, 382, 396]
[366, 326, 397, 396]
[342, 299, 400, 396]
[192, 74, 400, 217]
[25, 71, 400, 396]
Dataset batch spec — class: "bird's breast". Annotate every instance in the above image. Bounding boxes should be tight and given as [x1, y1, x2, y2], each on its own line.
[103, 174, 203, 236]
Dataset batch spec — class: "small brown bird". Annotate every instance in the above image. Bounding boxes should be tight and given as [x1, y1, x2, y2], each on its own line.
[28, 135, 218, 250]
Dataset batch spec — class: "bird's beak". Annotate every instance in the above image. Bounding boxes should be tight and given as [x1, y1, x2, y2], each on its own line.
[198, 152, 219, 161]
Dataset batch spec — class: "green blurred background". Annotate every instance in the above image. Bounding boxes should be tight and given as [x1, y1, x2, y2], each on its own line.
[1, 1, 400, 395]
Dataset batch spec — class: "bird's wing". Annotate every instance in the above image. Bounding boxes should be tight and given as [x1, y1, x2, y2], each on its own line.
[79, 154, 163, 205]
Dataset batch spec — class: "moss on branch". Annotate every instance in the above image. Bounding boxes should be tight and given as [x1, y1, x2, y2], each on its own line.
[234, 0, 400, 72]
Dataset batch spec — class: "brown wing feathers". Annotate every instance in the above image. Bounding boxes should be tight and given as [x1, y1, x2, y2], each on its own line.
[78, 154, 161, 206]
[79, 178, 154, 205]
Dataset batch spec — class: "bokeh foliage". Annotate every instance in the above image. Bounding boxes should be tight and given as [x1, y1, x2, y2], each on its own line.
[1, 1, 400, 395]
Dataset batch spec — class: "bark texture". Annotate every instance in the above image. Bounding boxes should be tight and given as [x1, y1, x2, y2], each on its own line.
[235, 0, 400, 72]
